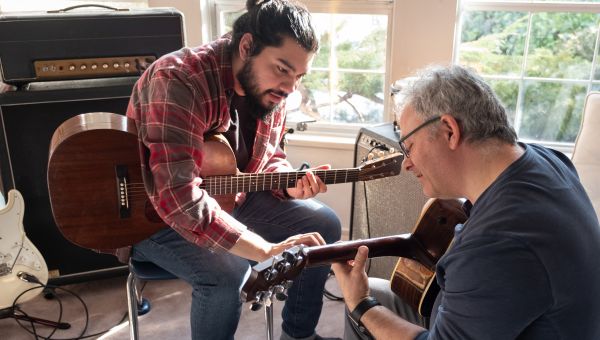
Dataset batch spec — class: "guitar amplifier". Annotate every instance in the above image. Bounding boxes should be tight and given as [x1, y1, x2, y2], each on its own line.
[0, 6, 184, 85]
[351, 123, 428, 279]
[0, 78, 135, 282]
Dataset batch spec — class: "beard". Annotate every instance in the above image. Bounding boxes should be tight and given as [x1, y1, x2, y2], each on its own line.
[236, 57, 287, 120]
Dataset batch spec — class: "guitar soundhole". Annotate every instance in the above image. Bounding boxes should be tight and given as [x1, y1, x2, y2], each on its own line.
[437, 216, 447, 225]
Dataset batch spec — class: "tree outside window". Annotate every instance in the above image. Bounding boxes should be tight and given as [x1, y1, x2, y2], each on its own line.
[456, 1, 600, 148]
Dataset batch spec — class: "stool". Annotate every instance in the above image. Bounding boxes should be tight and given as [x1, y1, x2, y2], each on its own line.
[126, 259, 177, 340]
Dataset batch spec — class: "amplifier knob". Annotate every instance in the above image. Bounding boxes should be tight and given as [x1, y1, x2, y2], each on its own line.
[389, 147, 396, 154]
[113, 62, 120, 68]
[102, 63, 109, 69]
[367, 153, 374, 160]
[69, 65, 76, 71]
[80, 64, 87, 70]
[91, 64, 98, 70]
[124, 62, 131, 68]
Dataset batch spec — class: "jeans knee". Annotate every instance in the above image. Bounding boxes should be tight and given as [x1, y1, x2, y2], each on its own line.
[318, 206, 342, 244]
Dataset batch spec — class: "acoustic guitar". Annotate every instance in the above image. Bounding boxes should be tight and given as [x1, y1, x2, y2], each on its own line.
[241, 198, 467, 317]
[0, 190, 49, 309]
[47, 112, 403, 250]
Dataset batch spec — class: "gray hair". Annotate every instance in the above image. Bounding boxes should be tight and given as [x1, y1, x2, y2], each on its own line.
[397, 65, 517, 144]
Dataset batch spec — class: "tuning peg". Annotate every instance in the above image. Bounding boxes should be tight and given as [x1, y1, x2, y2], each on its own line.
[264, 267, 279, 281]
[282, 249, 295, 261]
[274, 285, 287, 301]
[277, 261, 291, 273]
[250, 291, 265, 311]
[250, 301, 263, 311]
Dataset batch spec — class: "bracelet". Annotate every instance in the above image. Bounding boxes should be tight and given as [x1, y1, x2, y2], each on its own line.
[349, 296, 381, 337]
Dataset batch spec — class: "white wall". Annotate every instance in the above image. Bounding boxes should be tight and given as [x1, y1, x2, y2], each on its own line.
[148, 0, 459, 238]
[147, 0, 203, 47]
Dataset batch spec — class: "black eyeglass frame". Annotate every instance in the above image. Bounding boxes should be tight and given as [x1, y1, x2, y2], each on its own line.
[398, 115, 441, 158]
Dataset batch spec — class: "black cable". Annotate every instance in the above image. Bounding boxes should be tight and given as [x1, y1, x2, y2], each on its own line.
[323, 270, 344, 302]
[12, 283, 85, 340]
[10, 278, 132, 340]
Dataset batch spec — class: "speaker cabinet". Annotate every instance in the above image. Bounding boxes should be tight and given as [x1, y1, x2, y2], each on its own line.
[351, 123, 428, 279]
[0, 78, 137, 280]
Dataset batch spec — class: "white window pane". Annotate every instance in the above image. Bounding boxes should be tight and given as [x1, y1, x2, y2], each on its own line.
[458, 10, 527, 76]
[456, 4, 600, 145]
[525, 12, 599, 79]
[520, 81, 587, 143]
[296, 13, 387, 124]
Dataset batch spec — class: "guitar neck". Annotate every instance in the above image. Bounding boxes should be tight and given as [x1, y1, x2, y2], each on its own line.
[301, 235, 436, 269]
[199, 168, 359, 195]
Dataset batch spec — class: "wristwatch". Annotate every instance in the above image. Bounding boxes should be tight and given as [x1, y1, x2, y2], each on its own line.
[349, 296, 381, 338]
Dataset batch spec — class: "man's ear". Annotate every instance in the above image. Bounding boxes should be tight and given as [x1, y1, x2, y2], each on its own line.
[440, 114, 461, 150]
[239, 33, 253, 61]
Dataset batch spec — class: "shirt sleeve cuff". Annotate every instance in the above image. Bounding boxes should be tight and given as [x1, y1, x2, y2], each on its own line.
[206, 210, 247, 251]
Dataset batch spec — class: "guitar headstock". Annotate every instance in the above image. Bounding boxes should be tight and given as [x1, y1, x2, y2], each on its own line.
[240, 245, 308, 310]
[358, 153, 403, 181]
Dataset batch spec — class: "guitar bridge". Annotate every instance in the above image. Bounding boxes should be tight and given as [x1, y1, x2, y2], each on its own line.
[115, 165, 131, 218]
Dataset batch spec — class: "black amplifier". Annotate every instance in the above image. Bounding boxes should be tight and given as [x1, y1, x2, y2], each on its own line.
[0, 6, 185, 85]
[351, 123, 428, 279]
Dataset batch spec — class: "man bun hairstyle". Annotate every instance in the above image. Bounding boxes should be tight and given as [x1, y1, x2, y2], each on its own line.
[232, 0, 319, 57]
[399, 65, 518, 144]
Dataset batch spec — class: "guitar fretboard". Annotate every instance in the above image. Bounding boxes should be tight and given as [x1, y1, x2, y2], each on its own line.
[199, 169, 359, 195]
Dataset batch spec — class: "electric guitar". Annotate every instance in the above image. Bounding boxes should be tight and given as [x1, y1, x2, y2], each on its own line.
[0, 190, 49, 309]
[47, 112, 403, 250]
[241, 198, 467, 317]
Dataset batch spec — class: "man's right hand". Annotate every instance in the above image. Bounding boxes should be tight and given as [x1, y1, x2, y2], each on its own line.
[229, 229, 326, 262]
[266, 232, 325, 258]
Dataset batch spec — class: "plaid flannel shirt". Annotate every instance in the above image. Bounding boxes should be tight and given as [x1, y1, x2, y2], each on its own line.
[126, 35, 292, 253]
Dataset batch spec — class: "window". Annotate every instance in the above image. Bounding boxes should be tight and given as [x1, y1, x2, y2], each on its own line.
[207, 0, 394, 134]
[455, 1, 600, 151]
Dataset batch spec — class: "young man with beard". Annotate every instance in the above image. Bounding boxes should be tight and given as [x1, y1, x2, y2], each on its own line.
[125, 1, 342, 339]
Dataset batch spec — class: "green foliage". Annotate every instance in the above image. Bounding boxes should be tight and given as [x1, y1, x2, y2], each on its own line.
[303, 16, 387, 123]
[458, 10, 600, 143]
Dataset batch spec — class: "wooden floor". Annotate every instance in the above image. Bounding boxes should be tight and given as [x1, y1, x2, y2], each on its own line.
[0, 273, 346, 339]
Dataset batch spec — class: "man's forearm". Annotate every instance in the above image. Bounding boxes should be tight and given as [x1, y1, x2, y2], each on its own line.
[362, 305, 427, 340]
[229, 229, 272, 262]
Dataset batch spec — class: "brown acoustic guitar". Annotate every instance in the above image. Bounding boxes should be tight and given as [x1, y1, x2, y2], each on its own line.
[47, 112, 403, 250]
[241, 198, 467, 317]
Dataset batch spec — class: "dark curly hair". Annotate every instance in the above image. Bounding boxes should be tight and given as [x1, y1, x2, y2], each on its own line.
[231, 0, 319, 57]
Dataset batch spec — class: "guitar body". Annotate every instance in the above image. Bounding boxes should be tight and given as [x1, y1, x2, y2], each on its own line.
[390, 198, 466, 317]
[0, 190, 48, 309]
[47, 112, 237, 250]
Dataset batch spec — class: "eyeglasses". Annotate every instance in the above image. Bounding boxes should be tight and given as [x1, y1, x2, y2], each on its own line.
[398, 116, 440, 158]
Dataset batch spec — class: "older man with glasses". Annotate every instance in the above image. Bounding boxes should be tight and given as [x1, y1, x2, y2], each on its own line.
[332, 65, 600, 340]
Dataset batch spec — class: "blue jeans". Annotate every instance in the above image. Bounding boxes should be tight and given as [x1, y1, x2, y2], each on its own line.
[132, 191, 341, 340]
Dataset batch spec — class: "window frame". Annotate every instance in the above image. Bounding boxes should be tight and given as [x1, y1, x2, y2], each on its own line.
[454, 0, 600, 154]
[205, 0, 396, 138]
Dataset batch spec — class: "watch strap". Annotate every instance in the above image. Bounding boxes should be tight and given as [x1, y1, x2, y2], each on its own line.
[349, 296, 381, 337]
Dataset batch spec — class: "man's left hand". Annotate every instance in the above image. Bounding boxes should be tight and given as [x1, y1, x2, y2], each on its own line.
[285, 164, 330, 199]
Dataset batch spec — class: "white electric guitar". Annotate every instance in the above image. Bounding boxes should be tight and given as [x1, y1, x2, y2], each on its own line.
[0, 189, 48, 309]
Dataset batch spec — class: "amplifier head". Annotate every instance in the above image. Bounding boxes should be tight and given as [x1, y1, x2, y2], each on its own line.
[351, 123, 428, 279]
[0, 7, 184, 85]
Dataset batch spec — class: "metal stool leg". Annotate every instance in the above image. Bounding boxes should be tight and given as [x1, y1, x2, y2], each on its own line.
[265, 303, 274, 340]
[126, 271, 139, 340]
